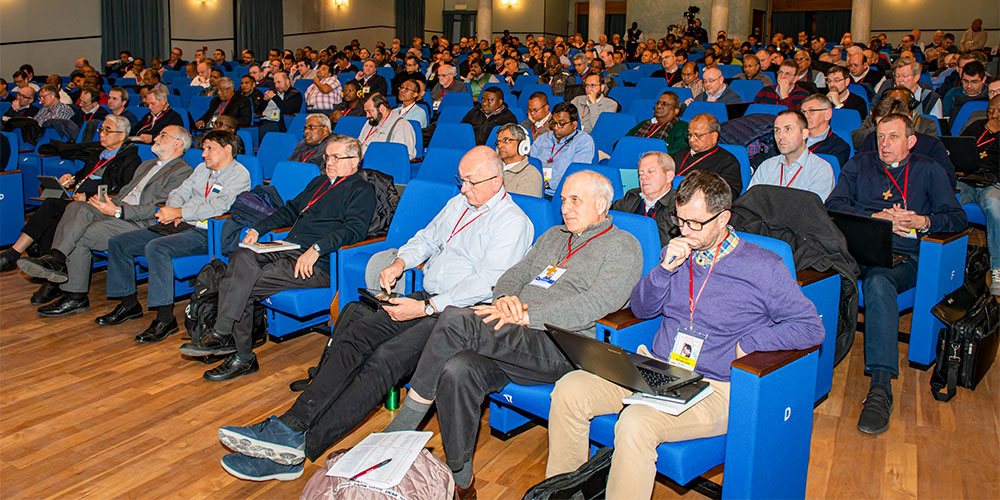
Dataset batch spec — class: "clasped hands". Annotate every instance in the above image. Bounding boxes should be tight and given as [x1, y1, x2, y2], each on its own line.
[473, 295, 530, 331]
[872, 204, 928, 236]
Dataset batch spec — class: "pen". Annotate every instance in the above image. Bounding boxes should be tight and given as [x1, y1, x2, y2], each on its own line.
[350, 458, 393, 480]
[666, 256, 677, 265]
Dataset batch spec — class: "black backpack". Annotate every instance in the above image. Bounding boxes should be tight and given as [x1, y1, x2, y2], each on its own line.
[184, 260, 229, 344]
[357, 168, 400, 238]
[522, 446, 614, 500]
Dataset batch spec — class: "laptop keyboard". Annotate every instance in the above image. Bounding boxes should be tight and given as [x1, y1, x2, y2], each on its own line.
[638, 367, 677, 388]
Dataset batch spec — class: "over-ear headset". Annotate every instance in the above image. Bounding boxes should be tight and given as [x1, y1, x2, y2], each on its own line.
[515, 124, 531, 156]
[884, 85, 920, 111]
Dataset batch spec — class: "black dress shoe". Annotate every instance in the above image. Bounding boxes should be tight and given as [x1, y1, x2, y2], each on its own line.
[204, 353, 259, 381]
[95, 302, 144, 326]
[179, 329, 238, 357]
[17, 255, 68, 283]
[135, 319, 180, 343]
[30, 282, 62, 305]
[0, 249, 18, 272]
[37, 295, 90, 317]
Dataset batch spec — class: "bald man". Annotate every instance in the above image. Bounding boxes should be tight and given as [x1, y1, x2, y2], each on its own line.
[692, 67, 741, 104]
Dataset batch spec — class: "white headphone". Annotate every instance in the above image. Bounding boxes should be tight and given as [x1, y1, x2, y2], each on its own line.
[515, 124, 531, 156]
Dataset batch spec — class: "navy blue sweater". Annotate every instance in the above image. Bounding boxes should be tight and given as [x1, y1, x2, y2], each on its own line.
[826, 152, 967, 253]
[860, 131, 956, 189]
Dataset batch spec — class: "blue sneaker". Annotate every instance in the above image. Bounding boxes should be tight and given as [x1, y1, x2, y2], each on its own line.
[218, 416, 305, 465]
[221, 453, 303, 481]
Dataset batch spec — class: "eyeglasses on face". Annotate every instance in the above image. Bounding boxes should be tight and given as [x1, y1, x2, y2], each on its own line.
[670, 209, 727, 231]
[304, 124, 327, 131]
[323, 153, 358, 162]
[99, 127, 125, 134]
[686, 130, 715, 140]
[494, 137, 519, 146]
[454, 174, 497, 187]
[550, 120, 573, 128]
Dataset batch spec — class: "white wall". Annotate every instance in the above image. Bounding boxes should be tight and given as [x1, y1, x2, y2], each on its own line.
[620, 0, 752, 42]
[0, 0, 101, 78]
[169, 0, 236, 62]
[870, 0, 998, 45]
[283, 0, 395, 51]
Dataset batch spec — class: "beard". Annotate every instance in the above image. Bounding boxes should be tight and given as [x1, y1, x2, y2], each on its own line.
[367, 111, 383, 127]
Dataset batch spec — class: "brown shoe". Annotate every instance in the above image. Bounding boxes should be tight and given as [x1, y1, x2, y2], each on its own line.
[455, 478, 477, 500]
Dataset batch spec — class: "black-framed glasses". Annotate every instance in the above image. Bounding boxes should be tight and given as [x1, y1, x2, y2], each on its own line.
[99, 127, 125, 134]
[454, 175, 497, 188]
[323, 153, 358, 162]
[304, 124, 327, 131]
[670, 209, 727, 231]
[494, 137, 517, 146]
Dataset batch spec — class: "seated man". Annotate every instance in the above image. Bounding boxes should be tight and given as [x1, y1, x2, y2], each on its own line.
[887, 60, 942, 119]
[610, 151, 679, 246]
[826, 114, 966, 434]
[17, 127, 193, 316]
[291, 59, 316, 84]
[495, 123, 543, 197]
[3, 86, 38, 119]
[650, 49, 683, 86]
[216, 146, 532, 481]
[381, 170, 643, 497]
[304, 63, 342, 112]
[857, 95, 955, 188]
[521, 92, 552, 141]
[678, 62, 705, 99]
[179, 135, 376, 380]
[625, 91, 689, 154]
[461, 87, 517, 146]
[198, 69, 224, 97]
[800, 94, 852, 167]
[537, 55, 575, 97]
[464, 59, 499, 101]
[354, 59, 390, 100]
[753, 60, 812, 110]
[106, 87, 138, 128]
[330, 80, 366, 124]
[546, 170, 825, 499]
[691, 67, 741, 104]
[793, 49, 825, 89]
[394, 78, 428, 129]
[670, 113, 743, 200]
[390, 55, 427, 96]
[259, 72, 303, 134]
[942, 61, 987, 120]
[239, 75, 266, 115]
[529, 101, 596, 195]
[288, 113, 331, 167]
[429, 64, 467, 112]
[359, 93, 417, 159]
[0, 116, 141, 281]
[33, 85, 74, 127]
[195, 77, 253, 129]
[570, 73, 620, 134]
[190, 61, 213, 88]
[826, 65, 868, 120]
[749, 109, 835, 200]
[193, 115, 246, 154]
[130, 86, 184, 144]
[96, 131, 250, 342]
[958, 95, 999, 295]
[733, 53, 773, 87]
[76, 87, 108, 127]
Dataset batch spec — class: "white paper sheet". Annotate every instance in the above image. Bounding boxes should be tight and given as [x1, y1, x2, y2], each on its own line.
[325, 431, 433, 489]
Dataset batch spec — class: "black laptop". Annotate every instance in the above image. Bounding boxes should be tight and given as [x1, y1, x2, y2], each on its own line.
[37, 175, 72, 199]
[939, 135, 981, 176]
[829, 209, 909, 268]
[544, 323, 703, 397]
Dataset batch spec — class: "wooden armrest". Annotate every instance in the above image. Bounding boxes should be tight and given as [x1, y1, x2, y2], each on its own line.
[796, 268, 836, 286]
[340, 235, 386, 250]
[731, 345, 819, 377]
[0, 170, 22, 176]
[270, 225, 293, 233]
[211, 214, 231, 220]
[155, 203, 165, 207]
[922, 229, 970, 244]
[596, 307, 645, 329]
[36, 153, 55, 158]
[29, 196, 44, 201]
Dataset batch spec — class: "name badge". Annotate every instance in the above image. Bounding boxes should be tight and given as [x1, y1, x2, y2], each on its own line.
[667, 325, 706, 371]
[529, 265, 566, 289]
[195, 219, 209, 229]
[902, 229, 918, 239]
[542, 167, 552, 181]
[211, 183, 224, 194]
[362, 86, 371, 94]
[432, 100, 442, 111]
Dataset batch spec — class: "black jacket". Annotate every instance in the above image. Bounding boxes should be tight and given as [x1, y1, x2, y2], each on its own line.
[731, 184, 859, 366]
[610, 188, 679, 247]
[130, 108, 184, 137]
[461, 104, 518, 145]
[199, 93, 254, 128]
[72, 143, 142, 196]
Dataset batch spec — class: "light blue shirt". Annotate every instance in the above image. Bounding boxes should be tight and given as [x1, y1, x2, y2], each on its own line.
[395, 102, 428, 129]
[804, 127, 830, 149]
[395, 187, 533, 309]
[749, 150, 835, 200]
[529, 130, 596, 196]
[167, 159, 251, 222]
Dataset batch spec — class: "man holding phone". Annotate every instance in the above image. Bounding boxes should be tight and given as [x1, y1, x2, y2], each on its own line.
[215, 146, 533, 482]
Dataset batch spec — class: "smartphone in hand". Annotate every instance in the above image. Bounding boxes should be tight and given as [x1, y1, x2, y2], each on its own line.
[97, 184, 108, 201]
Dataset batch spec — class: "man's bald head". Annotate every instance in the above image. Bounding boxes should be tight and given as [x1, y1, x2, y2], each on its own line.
[458, 146, 505, 208]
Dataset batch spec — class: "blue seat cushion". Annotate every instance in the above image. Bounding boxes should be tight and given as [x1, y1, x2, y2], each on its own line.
[263, 288, 331, 318]
[489, 383, 555, 420]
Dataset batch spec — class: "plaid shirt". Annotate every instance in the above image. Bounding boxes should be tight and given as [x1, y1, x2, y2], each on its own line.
[752, 84, 811, 110]
[692, 226, 740, 267]
[305, 76, 342, 110]
[34, 102, 74, 125]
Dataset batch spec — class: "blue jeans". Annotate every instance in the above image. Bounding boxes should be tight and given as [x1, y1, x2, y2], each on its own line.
[859, 250, 919, 376]
[106, 227, 209, 307]
[958, 182, 1000, 268]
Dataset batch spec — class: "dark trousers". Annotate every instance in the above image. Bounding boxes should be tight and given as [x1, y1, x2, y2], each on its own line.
[859, 250, 919, 376]
[283, 291, 435, 461]
[106, 227, 208, 307]
[218, 248, 330, 356]
[22, 198, 72, 254]
[408, 307, 575, 469]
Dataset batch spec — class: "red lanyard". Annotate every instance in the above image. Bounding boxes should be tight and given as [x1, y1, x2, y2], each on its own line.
[439, 82, 455, 101]
[688, 233, 726, 323]
[447, 193, 505, 242]
[363, 114, 391, 142]
[677, 147, 719, 175]
[142, 108, 167, 132]
[343, 103, 357, 116]
[532, 117, 549, 137]
[84, 109, 97, 122]
[301, 175, 350, 213]
[205, 177, 218, 198]
[77, 154, 116, 189]
[559, 226, 612, 267]
[362, 74, 373, 86]
[400, 103, 417, 117]
[780, 162, 803, 187]
[882, 160, 910, 209]
[215, 96, 232, 116]
[547, 133, 577, 163]
[643, 120, 668, 138]
[301, 149, 317, 162]
[977, 129, 996, 148]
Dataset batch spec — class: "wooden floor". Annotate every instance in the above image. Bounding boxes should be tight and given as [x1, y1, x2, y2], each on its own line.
[1, 269, 998, 500]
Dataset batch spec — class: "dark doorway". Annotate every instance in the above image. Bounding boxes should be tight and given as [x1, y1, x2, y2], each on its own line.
[443, 11, 477, 42]
[752, 9, 765, 39]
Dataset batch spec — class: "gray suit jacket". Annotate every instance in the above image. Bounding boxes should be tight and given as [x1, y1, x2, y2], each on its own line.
[115, 157, 192, 223]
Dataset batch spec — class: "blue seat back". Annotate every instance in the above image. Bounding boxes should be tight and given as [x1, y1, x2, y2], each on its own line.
[735, 231, 796, 279]
[617, 69, 641, 85]
[429, 123, 475, 150]
[414, 147, 466, 184]
[551, 163, 625, 220]
[270, 161, 321, 201]
[847, 83, 870, 104]
[376, 67, 395, 85]
[608, 87, 641, 113]
[287, 113, 310, 137]
[436, 105, 469, 124]
[440, 92, 473, 109]
[729, 80, 763, 102]
[187, 95, 213, 123]
[257, 132, 299, 180]
[626, 98, 657, 122]
[408, 120, 424, 157]
[362, 142, 411, 184]
[334, 115, 367, 137]
[183, 148, 204, 168]
[608, 136, 668, 171]
[637, 78, 667, 99]
[517, 84, 555, 109]
[136, 144, 156, 162]
[666, 87, 694, 103]
[1, 132, 17, 171]
[744, 103, 787, 116]
[590, 112, 638, 158]
[816, 153, 841, 180]
[385, 178, 459, 245]
[681, 101, 727, 123]
[951, 101, 988, 135]
[510, 193, 555, 242]
[293, 79, 312, 94]
[717, 65, 742, 79]
[608, 210, 663, 274]
[236, 154, 263, 187]
[830, 108, 862, 131]
[636, 64, 660, 77]
[236, 129, 254, 154]
[719, 144, 752, 193]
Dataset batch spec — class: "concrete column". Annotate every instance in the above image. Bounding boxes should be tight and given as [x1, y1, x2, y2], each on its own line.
[589, 0, 605, 42]
[477, 0, 492, 42]
[851, 0, 872, 47]
[711, 0, 729, 40]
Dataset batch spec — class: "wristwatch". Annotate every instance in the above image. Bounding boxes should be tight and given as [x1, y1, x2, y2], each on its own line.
[114, 207, 122, 219]
[424, 299, 435, 316]
[310, 243, 321, 253]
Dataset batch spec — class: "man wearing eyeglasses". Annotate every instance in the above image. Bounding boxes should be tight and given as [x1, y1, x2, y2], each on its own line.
[18, 126, 194, 316]
[942, 61, 988, 120]
[180, 134, 376, 380]
[284, 113, 332, 168]
[529, 101, 596, 195]
[753, 60, 813, 110]
[798, 94, 852, 167]
[358, 92, 417, 159]
[2, 86, 38, 119]
[691, 67, 741, 105]
[546, 170, 823, 499]
[33, 85, 74, 127]
[391, 56, 427, 96]
[130, 86, 184, 144]
[393, 78, 428, 129]
[624, 91, 689, 154]
[521, 92, 552, 141]
[495, 123, 543, 197]
[826, 65, 869, 120]
[194, 77, 253, 129]
[670, 113, 743, 200]
[215, 146, 531, 481]
[570, 73, 620, 134]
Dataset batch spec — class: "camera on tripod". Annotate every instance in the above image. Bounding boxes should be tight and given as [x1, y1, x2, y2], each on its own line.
[683, 5, 700, 27]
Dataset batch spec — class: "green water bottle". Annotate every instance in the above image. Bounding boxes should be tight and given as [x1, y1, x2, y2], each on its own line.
[385, 385, 401, 410]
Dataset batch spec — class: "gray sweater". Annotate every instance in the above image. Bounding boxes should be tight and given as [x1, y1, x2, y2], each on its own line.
[493, 217, 643, 336]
